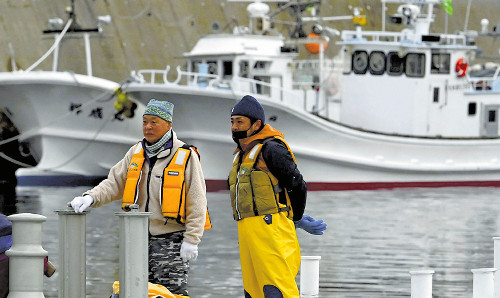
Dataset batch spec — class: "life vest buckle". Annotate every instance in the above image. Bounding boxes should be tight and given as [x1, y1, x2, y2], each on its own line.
[122, 204, 139, 212]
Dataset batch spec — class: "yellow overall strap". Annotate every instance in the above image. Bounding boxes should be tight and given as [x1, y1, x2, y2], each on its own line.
[161, 146, 212, 230]
[122, 143, 146, 210]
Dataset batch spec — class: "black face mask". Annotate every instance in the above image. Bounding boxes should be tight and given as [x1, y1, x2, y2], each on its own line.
[232, 130, 249, 144]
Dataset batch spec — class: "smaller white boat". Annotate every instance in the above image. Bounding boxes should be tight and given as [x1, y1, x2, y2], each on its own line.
[0, 2, 144, 186]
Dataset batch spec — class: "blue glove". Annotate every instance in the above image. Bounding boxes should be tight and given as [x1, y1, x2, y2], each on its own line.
[295, 215, 327, 235]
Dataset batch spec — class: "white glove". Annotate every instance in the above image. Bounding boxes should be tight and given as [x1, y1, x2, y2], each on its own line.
[70, 195, 94, 213]
[180, 241, 198, 262]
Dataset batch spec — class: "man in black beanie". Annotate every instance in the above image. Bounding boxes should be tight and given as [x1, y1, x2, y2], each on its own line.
[228, 95, 326, 297]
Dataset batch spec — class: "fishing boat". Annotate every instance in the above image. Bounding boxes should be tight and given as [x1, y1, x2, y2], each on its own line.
[123, 0, 500, 191]
[0, 3, 144, 186]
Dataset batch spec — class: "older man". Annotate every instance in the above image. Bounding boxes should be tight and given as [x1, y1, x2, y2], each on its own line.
[71, 99, 210, 296]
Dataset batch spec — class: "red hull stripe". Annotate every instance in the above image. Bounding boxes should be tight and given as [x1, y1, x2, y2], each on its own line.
[205, 179, 500, 192]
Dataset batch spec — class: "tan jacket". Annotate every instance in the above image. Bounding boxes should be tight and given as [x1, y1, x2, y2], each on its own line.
[84, 131, 207, 245]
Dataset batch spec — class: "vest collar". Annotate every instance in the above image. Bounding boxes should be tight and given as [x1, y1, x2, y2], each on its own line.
[235, 124, 284, 153]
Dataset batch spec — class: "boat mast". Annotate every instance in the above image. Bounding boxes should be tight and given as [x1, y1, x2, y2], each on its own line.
[38, 0, 111, 76]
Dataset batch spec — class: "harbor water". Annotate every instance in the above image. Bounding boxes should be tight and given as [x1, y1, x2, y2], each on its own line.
[2, 186, 500, 297]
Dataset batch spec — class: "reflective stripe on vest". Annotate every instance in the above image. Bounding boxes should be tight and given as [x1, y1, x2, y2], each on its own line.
[161, 148, 190, 222]
[122, 144, 212, 230]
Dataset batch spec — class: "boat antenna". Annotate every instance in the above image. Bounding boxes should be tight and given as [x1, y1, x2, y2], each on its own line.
[464, 0, 472, 31]
[34, 0, 111, 75]
[269, 0, 322, 38]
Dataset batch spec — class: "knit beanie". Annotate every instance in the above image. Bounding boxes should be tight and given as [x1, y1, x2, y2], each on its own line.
[144, 99, 174, 122]
[231, 95, 265, 124]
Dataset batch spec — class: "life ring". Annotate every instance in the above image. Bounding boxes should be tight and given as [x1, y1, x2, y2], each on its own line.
[455, 58, 468, 77]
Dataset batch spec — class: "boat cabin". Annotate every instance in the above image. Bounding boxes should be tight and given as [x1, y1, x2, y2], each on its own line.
[337, 0, 500, 138]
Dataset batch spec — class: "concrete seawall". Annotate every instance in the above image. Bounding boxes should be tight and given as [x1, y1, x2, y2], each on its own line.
[0, 0, 499, 84]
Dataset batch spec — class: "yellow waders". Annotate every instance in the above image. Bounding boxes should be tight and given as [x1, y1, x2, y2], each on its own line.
[238, 212, 301, 298]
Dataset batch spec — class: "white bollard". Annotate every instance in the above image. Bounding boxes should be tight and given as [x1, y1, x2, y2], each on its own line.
[300, 255, 321, 297]
[55, 207, 89, 298]
[115, 205, 151, 298]
[493, 237, 500, 298]
[6, 213, 48, 298]
[472, 268, 496, 298]
[409, 269, 434, 298]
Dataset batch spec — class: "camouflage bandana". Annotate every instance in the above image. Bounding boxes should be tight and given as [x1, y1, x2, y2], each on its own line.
[145, 129, 172, 158]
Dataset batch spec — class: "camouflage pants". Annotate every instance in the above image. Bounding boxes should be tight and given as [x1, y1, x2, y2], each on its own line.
[149, 231, 189, 296]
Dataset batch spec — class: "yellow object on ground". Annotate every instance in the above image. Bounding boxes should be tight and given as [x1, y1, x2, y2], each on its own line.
[112, 281, 189, 298]
[238, 212, 301, 298]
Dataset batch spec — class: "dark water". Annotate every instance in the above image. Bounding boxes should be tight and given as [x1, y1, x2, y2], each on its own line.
[3, 186, 500, 297]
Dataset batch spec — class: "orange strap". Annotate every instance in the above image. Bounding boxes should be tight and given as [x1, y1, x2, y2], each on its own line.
[122, 143, 146, 210]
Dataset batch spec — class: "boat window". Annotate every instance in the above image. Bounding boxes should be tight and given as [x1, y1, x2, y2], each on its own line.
[253, 76, 270, 95]
[433, 87, 439, 102]
[254, 61, 270, 70]
[387, 52, 404, 76]
[191, 60, 201, 72]
[369, 51, 386, 75]
[223, 61, 233, 78]
[207, 61, 217, 74]
[405, 53, 425, 78]
[239, 61, 249, 78]
[352, 51, 368, 74]
[468, 102, 476, 115]
[431, 53, 450, 74]
[489, 110, 496, 122]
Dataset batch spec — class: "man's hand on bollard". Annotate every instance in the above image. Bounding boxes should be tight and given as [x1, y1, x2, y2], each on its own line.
[70, 195, 94, 213]
[295, 214, 327, 235]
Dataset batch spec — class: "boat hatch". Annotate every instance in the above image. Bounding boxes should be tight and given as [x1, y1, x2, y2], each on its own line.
[483, 105, 500, 136]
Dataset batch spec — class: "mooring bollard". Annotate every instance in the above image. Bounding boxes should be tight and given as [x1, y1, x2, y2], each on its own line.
[55, 206, 89, 298]
[493, 237, 500, 298]
[6, 213, 48, 298]
[409, 269, 434, 298]
[300, 255, 321, 297]
[115, 205, 151, 298]
[472, 268, 496, 298]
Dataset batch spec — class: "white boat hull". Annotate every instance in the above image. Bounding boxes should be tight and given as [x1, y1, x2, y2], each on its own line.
[0, 71, 145, 185]
[125, 83, 500, 191]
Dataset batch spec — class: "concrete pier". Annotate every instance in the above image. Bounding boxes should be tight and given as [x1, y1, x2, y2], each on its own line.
[115, 205, 151, 298]
[55, 207, 89, 298]
[493, 237, 500, 298]
[300, 256, 321, 297]
[6, 213, 47, 298]
[409, 269, 434, 298]
[472, 268, 496, 298]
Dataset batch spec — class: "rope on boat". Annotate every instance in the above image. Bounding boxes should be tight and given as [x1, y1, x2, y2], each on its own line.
[0, 152, 34, 168]
[25, 19, 73, 72]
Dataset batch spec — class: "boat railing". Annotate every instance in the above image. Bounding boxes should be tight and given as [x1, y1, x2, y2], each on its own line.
[292, 59, 337, 73]
[233, 76, 308, 101]
[135, 66, 224, 87]
[135, 66, 178, 84]
[132, 65, 324, 113]
[341, 30, 467, 46]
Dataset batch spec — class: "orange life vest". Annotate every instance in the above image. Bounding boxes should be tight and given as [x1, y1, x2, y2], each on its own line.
[122, 142, 212, 230]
